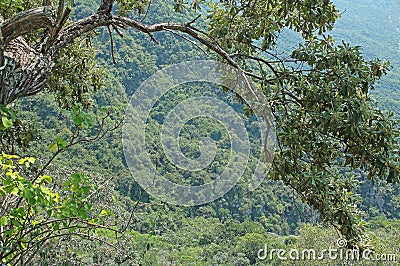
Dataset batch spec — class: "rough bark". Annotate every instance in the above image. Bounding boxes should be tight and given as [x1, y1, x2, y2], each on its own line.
[0, 6, 56, 104]
[0, 38, 52, 104]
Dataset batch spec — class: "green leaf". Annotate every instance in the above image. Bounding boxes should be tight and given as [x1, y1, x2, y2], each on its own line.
[82, 186, 90, 195]
[48, 143, 58, 152]
[56, 137, 67, 149]
[83, 113, 93, 127]
[2, 116, 13, 128]
[0, 104, 8, 114]
[0, 216, 8, 226]
[8, 109, 16, 121]
[73, 114, 83, 126]
[22, 187, 34, 199]
[36, 175, 53, 184]
[79, 209, 88, 219]
[52, 222, 60, 230]
[0, 187, 6, 196]
[71, 183, 79, 192]
[99, 209, 109, 217]
[19, 157, 35, 167]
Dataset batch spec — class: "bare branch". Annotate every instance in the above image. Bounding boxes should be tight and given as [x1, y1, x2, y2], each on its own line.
[50, 12, 112, 55]
[230, 53, 282, 83]
[185, 14, 201, 26]
[111, 24, 124, 37]
[42, 7, 71, 52]
[120, 199, 141, 235]
[164, 28, 207, 55]
[114, 16, 240, 68]
[146, 32, 159, 45]
[107, 25, 117, 64]
[140, 0, 152, 22]
[98, 0, 114, 13]
[49, 10, 239, 68]
[0, 5, 254, 106]
[56, 0, 65, 22]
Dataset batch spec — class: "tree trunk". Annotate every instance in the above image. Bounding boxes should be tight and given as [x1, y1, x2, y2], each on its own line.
[0, 7, 57, 105]
[0, 38, 52, 105]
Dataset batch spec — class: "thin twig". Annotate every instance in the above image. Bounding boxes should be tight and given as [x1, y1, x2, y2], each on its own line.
[164, 28, 208, 55]
[111, 24, 124, 37]
[140, 0, 152, 22]
[185, 14, 201, 26]
[56, 0, 65, 22]
[120, 197, 141, 235]
[146, 32, 159, 45]
[107, 25, 117, 64]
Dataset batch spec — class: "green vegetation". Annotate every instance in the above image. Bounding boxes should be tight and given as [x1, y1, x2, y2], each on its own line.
[332, 0, 400, 115]
[0, 0, 399, 265]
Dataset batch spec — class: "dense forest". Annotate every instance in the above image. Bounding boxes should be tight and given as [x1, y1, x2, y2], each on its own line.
[0, 0, 399, 265]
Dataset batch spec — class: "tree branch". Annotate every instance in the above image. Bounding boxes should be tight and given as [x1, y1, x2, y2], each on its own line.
[98, 0, 114, 13]
[50, 11, 240, 69]
[114, 16, 240, 68]
[0, 4, 256, 105]
[107, 25, 117, 64]
[56, 0, 65, 22]
[164, 28, 207, 55]
[0, 7, 57, 45]
[50, 12, 112, 55]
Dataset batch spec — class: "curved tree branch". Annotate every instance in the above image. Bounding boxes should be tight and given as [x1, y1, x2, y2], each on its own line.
[0, 0, 266, 106]
[0, 7, 56, 46]
[50, 12, 240, 69]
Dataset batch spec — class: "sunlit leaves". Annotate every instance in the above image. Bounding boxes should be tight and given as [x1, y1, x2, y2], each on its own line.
[35, 175, 52, 184]
[18, 157, 35, 168]
[0, 104, 16, 130]
[99, 209, 115, 217]
[0, 153, 112, 264]
[0, 216, 8, 226]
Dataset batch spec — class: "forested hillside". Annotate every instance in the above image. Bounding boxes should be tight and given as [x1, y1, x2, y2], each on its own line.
[1, 0, 399, 265]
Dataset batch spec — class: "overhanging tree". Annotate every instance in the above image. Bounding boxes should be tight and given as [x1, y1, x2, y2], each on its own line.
[0, 0, 399, 252]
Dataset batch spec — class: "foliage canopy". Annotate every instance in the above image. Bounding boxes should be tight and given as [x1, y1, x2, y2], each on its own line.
[0, 1, 399, 261]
